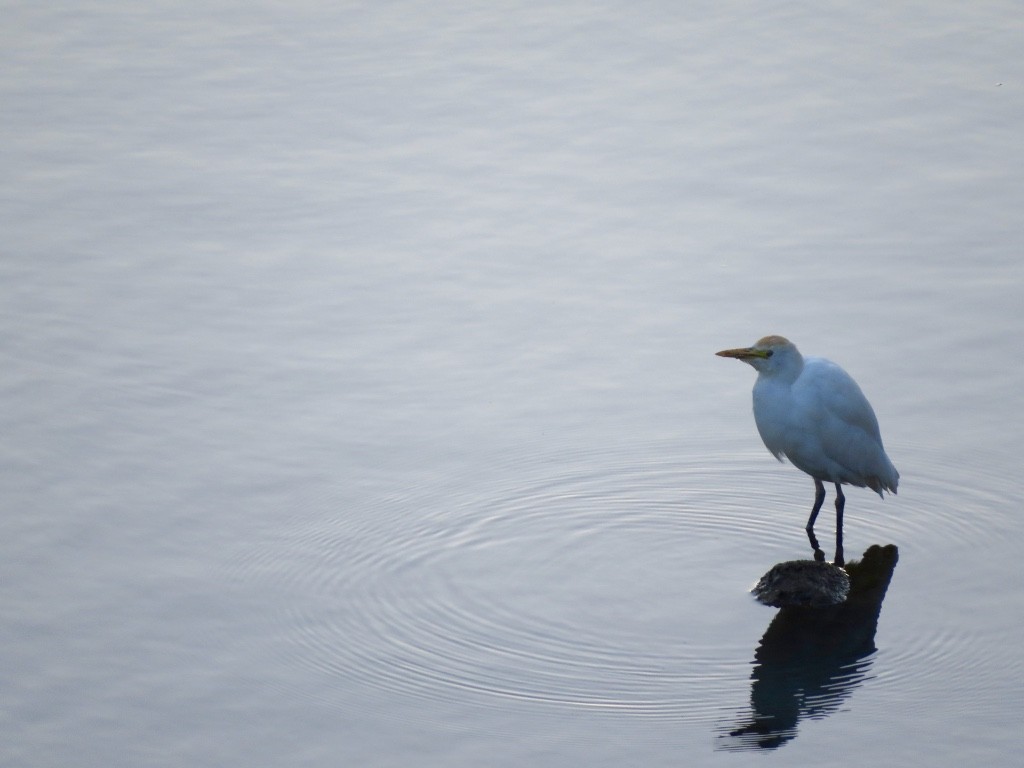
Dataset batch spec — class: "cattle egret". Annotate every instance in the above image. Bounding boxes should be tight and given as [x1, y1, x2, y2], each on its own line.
[716, 336, 898, 564]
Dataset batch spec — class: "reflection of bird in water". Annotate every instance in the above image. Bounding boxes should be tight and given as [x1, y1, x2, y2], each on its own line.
[718, 544, 900, 751]
[716, 336, 899, 564]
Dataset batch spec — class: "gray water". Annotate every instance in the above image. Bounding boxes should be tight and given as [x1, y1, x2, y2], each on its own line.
[3, 2, 1023, 766]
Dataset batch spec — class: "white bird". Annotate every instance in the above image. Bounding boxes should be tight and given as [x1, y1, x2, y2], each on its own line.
[716, 335, 898, 564]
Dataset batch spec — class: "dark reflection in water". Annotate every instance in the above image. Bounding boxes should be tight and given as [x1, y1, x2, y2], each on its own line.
[717, 544, 899, 751]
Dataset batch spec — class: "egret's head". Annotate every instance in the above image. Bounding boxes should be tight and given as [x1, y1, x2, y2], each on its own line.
[716, 335, 801, 374]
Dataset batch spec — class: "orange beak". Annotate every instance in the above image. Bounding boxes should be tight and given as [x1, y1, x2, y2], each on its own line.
[716, 346, 769, 360]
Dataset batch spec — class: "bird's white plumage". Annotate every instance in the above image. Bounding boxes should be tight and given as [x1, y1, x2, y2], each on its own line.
[717, 336, 898, 496]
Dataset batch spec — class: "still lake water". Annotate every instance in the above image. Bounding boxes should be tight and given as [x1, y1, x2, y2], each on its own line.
[3, 2, 1023, 765]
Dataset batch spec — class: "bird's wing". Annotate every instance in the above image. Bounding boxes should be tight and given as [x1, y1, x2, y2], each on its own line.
[795, 358, 894, 491]
[801, 358, 883, 442]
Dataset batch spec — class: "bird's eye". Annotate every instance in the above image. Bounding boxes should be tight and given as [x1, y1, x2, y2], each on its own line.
[765, 350, 774, 358]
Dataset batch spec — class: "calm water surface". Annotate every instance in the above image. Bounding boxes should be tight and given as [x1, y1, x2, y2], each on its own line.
[3, 2, 1023, 766]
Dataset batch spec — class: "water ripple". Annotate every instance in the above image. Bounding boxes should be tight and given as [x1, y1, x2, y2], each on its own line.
[222, 437, 1019, 724]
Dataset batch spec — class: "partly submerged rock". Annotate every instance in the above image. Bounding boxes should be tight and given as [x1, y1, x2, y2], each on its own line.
[751, 559, 850, 608]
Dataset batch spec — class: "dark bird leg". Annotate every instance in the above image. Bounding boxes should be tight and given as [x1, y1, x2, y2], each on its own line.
[806, 479, 827, 562]
[833, 483, 845, 566]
